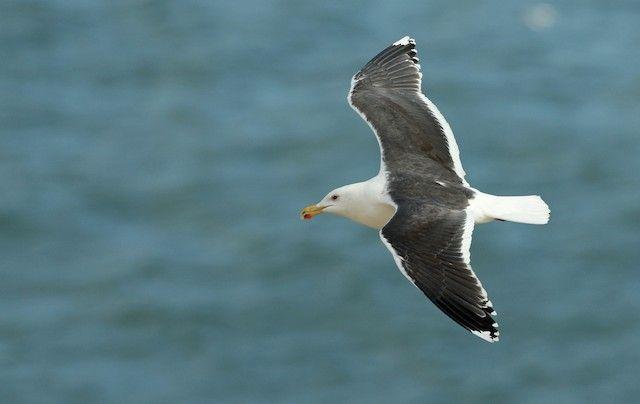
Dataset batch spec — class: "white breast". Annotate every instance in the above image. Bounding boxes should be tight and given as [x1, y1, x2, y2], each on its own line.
[345, 173, 397, 229]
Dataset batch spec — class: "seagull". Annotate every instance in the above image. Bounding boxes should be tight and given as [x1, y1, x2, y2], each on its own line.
[300, 36, 550, 342]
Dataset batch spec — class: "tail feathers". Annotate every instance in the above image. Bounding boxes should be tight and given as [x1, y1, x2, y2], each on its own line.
[473, 193, 550, 225]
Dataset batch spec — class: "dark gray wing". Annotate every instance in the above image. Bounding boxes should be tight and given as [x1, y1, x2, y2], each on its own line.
[348, 36, 467, 184]
[380, 202, 499, 342]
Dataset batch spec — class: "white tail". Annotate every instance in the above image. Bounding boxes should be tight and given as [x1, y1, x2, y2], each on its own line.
[470, 192, 550, 225]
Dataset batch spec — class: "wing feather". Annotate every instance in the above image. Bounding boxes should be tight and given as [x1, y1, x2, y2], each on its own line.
[380, 204, 499, 342]
[348, 36, 467, 184]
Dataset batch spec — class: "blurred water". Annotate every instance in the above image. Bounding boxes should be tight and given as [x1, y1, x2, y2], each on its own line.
[1, 1, 639, 403]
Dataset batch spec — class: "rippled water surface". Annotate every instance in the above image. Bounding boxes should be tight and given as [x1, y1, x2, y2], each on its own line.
[1, 1, 640, 403]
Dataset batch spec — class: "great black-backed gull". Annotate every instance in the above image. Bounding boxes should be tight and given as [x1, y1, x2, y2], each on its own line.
[300, 36, 550, 342]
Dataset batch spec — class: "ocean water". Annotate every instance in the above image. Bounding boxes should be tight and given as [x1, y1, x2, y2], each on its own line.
[1, 1, 639, 403]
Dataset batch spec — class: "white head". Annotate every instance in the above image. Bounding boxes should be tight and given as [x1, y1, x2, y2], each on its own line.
[301, 184, 362, 220]
[301, 181, 396, 228]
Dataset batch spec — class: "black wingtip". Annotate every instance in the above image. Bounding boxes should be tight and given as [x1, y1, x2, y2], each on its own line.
[351, 36, 422, 92]
[392, 36, 415, 46]
[391, 36, 419, 65]
[472, 305, 500, 342]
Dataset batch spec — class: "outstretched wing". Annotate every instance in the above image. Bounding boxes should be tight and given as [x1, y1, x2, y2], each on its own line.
[348, 36, 467, 184]
[380, 202, 499, 342]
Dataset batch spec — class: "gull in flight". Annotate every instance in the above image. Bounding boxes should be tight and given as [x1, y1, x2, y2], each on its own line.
[301, 36, 550, 342]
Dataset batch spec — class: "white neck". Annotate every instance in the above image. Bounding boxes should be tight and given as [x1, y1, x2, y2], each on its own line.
[334, 174, 396, 229]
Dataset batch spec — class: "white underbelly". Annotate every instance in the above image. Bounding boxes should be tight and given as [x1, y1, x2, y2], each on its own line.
[353, 203, 397, 229]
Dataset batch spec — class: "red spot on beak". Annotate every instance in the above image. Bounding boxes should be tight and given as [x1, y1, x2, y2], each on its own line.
[303, 213, 313, 220]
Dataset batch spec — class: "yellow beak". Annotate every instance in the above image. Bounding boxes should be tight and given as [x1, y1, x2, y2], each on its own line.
[300, 204, 326, 220]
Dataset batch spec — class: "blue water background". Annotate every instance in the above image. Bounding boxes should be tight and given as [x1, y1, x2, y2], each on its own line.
[1, 1, 639, 402]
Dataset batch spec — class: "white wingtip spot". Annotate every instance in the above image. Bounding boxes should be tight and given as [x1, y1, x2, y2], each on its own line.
[393, 36, 415, 46]
[484, 299, 497, 316]
[472, 330, 500, 343]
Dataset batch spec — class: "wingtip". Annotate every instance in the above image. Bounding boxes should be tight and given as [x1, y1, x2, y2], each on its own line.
[393, 36, 415, 46]
[472, 329, 500, 343]
[471, 315, 500, 343]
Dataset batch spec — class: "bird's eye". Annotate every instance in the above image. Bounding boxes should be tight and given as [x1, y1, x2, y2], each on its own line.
[331, 195, 339, 201]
